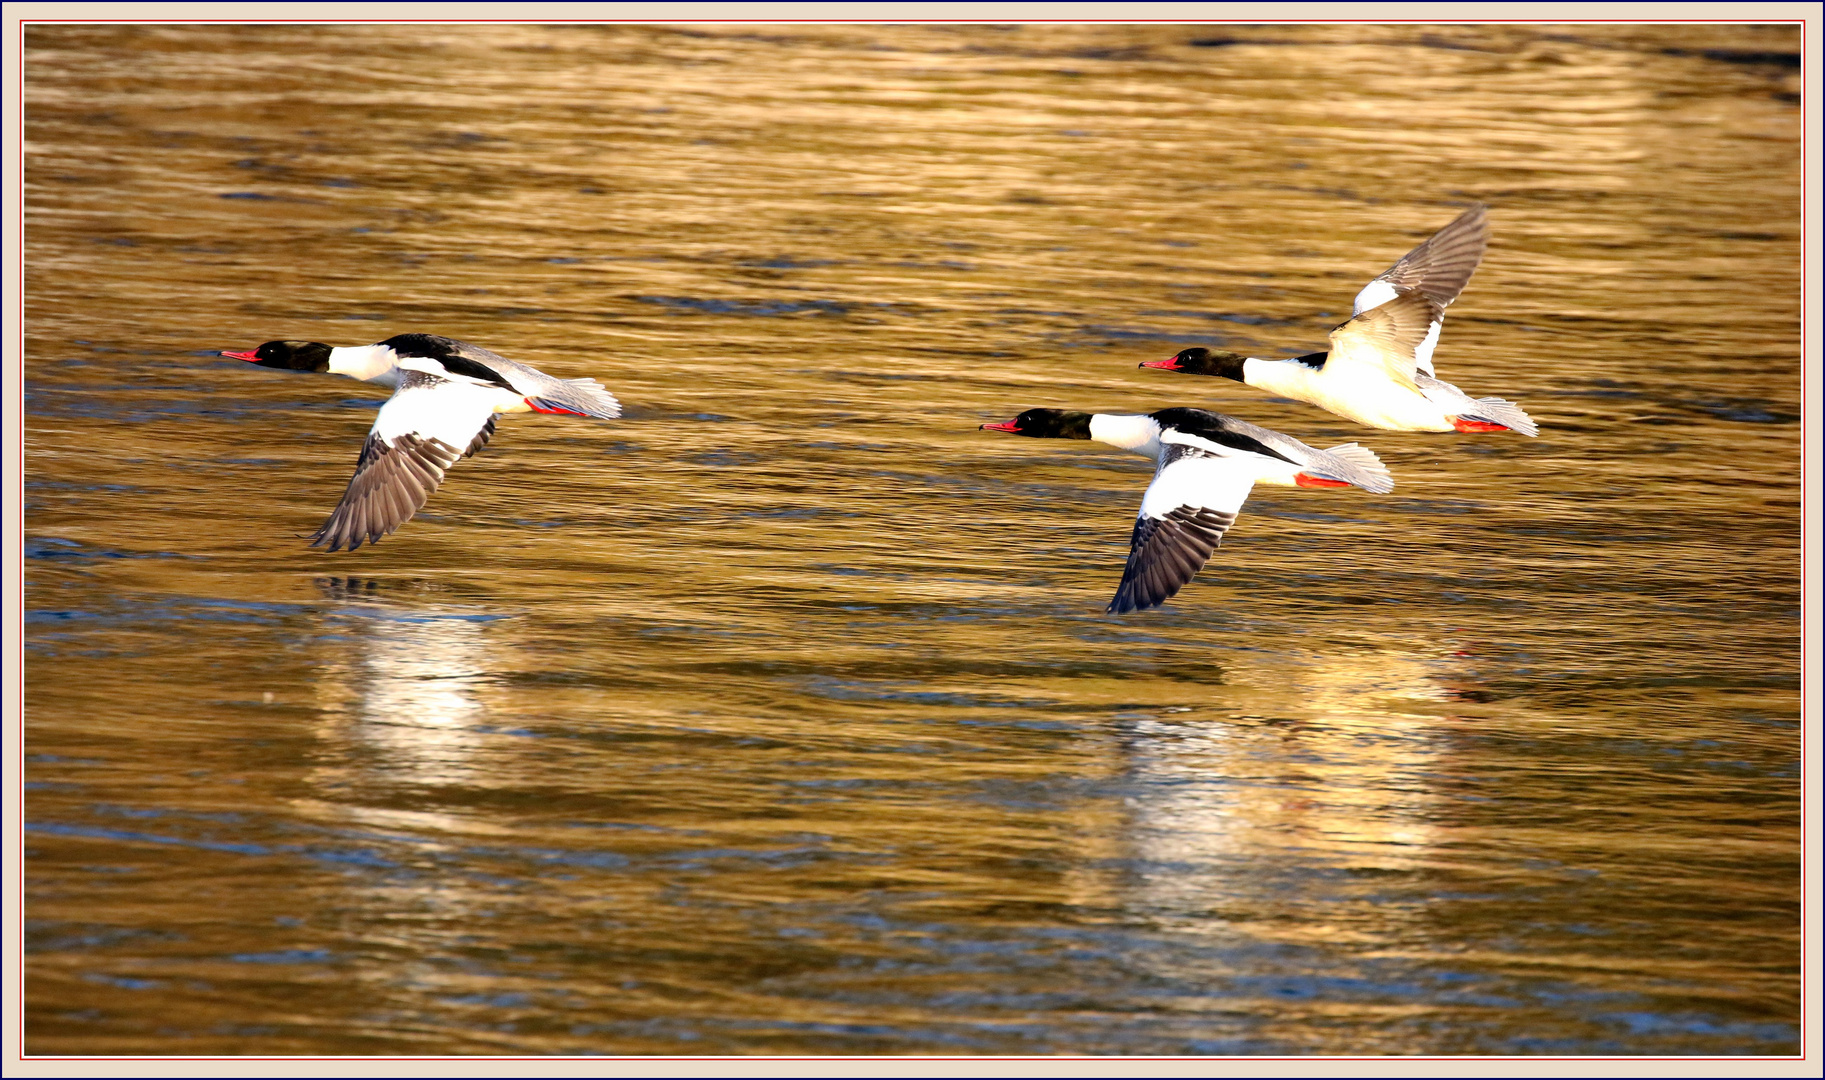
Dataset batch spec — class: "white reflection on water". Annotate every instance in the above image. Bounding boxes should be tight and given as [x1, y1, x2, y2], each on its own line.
[1081, 646, 1469, 933]
[306, 578, 501, 796]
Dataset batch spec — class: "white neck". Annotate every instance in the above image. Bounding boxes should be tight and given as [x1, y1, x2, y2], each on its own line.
[328, 344, 400, 384]
[1242, 357, 1323, 399]
[1088, 414, 1163, 458]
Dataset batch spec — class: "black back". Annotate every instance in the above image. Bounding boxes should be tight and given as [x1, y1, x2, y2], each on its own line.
[378, 333, 466, 358]
[1149, 407, 1299, 466]
[380, 334, 517, 392]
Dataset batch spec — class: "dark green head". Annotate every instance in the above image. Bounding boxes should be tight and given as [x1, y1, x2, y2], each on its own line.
[1142, 347, 1247, 382]
[980, 408, 1092, 440]
[222, 340, 332, 372]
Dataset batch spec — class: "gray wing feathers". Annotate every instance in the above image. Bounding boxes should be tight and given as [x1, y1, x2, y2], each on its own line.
[1331, 290, 1441, 387]
[437, 338, 519, 369]
[1107, 507, 1237, 615]
[1197, 414, 1320, 463]
[310, 433, 462, 552]
[1193, 416, 1389, 491]
[435, 339, 621, 420]
[1340, 290, 1441, 353]
[1372, 204, 1488, 309]
[1167, 415, 1393, 492]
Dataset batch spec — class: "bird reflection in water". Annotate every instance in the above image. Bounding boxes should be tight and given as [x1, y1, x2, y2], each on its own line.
[1070, 643, 1497, 937]
[307, 577, 505, 796]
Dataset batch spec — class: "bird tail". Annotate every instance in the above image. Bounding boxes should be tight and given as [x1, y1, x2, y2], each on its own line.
[525, 378, 621, 420]
[1309, 443, 1395, 494]
[1458, 397, 1538, 437]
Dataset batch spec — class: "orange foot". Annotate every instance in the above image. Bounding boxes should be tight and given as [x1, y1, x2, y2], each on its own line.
[1451, 418, 1510, 433]
[1294, 473, 1351, 488]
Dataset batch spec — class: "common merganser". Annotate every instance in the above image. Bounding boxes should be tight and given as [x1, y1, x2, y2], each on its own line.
[222, 333, 621, 418]
[221, 334, 621, 551]
[1143, 204, 1537, 436]
[981, 407, 1393, 614]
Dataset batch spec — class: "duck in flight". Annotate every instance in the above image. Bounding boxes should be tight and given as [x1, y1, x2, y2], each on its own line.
[221, 334, 620, 551]
[981, 406, 1393, 614]
[1143, 204, 1537, 436]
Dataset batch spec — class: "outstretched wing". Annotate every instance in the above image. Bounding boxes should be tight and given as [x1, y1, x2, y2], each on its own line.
[309, 368, 499, 552]
[1355, 203, 1488, 312]
[1325, 290, 1440, 391]
[1107, 446, 1256, 615]
[1352, 204, 1488, 376]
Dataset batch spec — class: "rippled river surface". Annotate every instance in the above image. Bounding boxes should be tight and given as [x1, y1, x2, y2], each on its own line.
[21, 23, 1802, 1056]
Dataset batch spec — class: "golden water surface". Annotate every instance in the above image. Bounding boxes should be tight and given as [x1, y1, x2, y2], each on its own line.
[22, 23, 1801, 1055]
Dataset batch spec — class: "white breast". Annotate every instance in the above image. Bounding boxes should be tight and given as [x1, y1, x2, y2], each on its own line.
[1245, 357, 1453, 432]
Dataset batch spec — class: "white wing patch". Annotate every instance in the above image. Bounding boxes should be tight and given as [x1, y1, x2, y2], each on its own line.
[1412, 320, 1442, 378]
[1352, 278, 1400, 316]
[1107, 449, 1258, 615]
[1138, 449, 1257, 520]
[375, 365, 505, 449]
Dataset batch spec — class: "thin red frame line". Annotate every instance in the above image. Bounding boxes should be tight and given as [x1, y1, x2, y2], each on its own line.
[12, 14, 1814, 1064]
